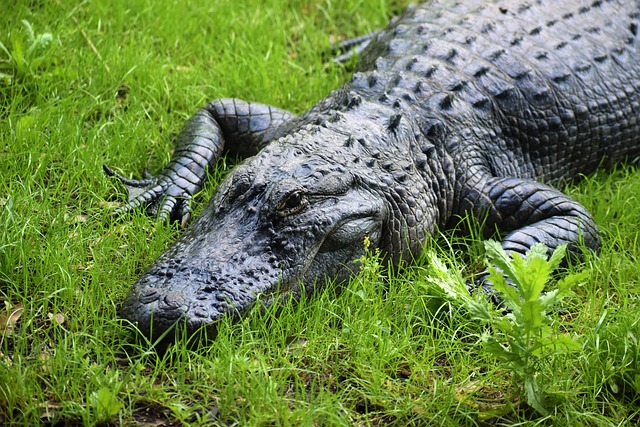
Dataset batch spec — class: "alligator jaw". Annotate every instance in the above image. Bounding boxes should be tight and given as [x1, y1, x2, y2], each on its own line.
[119, 206, 382, 348]
[119, 209, 321, 346]
[120, 264, 314, 350]
[120, 265, 282, 344]
[119, 211, 349, 343]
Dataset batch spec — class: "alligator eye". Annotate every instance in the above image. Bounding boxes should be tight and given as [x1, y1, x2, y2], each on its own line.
[277, 191, 307, 215]
[284, 192, 303, 209]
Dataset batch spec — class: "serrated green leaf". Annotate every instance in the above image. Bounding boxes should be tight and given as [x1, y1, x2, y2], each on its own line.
[520, 300, 545, 332]
[556, 270, 588, 295]
[427, 252, 471, 303]
[436, 240, 579, 414]
[547, 244, 567, 271]
[484, 240, 519, 284]
[482, 337, 511, 360]
[537, 289, 560, 310]
[0, 72, 12, 84]
[21, 20, 35, 43]
[529, 331, 579, 356]
[467, 298, 494, 322]
[11, 37, 25, 69]
[92, 387, 123, 418]
[531, 245, 550, 263]
[33, 33, 53, 49]
[483, 338, 527, 368]
[546, 334, 582, 352]
[633, 375, 640, 393]
[516, 256, 551, 301]
[524, 377, 550, 415]
[26, 33, 53, 64]
[492, 316, 518, 337]
[527, 243, 549, 261]
[487, 266, 520, 308]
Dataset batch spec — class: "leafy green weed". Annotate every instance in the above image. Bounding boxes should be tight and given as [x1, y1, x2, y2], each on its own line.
[0, 20, 53, 84]
[432, 241, 586, 415]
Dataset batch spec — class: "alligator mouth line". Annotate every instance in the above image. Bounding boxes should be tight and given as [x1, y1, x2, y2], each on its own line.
[259, 281, 302, 306]
[253, 243, 323, 307]
[255, 215, 376, 307]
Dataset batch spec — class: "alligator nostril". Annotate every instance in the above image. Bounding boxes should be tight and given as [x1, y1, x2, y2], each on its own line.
[193, 308, 210, 319]
[162, 292, 187, 310]
[202, 285, 216, 293]
[215, 293, 229, 302]
[139, 288, 161, 303]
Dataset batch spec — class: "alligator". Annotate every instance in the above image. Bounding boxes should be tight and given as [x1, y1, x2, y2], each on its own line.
[105, 0, 640, 343]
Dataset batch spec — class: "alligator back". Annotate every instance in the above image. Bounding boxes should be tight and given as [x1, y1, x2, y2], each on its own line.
[347, 0, 640, 185]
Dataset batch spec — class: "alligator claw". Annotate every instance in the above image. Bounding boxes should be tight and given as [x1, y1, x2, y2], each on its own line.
[332, 34, 375, 63]
[330, 15, 405, 63]
[156, 194, 191, 226]
[103, 164, 155, 189]
[468, 272, 508, 308]
[103, 164, 193, 224]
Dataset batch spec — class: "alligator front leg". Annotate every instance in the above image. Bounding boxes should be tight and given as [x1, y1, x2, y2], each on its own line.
[104, 99, 297, 224]
[457, 176, 600, 295]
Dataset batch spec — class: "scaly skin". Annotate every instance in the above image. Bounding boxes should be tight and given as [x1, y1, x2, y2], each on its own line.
[106, 0, 640, 343]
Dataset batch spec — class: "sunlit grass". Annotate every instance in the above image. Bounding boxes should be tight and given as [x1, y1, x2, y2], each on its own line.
[1, 0, 639, 425]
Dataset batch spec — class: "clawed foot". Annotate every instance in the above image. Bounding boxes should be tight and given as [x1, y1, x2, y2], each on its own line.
[331, 32, 378, 63]
[103, 164, 193, 226]
[467, 272, 510, 308]
[330, 14, 406, 63]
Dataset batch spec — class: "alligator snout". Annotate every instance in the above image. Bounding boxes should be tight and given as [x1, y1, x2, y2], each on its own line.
[121, 256, 282, 342]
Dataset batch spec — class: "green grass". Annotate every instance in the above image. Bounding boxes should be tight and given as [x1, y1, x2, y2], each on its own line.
[1, 0, 640, 425]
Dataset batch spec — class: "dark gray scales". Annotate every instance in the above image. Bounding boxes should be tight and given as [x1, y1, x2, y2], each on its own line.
[104, 0, 640, 343]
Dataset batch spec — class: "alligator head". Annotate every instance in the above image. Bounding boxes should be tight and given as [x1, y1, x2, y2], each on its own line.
[119, 115, 415, 344]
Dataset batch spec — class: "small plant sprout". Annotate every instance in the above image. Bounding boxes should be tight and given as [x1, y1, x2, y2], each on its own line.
[90, 387, 123, 423]
[354, 235, 384, 284]
[0, 20, 53, 84]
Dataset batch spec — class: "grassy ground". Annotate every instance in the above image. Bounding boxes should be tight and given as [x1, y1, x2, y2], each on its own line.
[1, 0, 640, 425]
